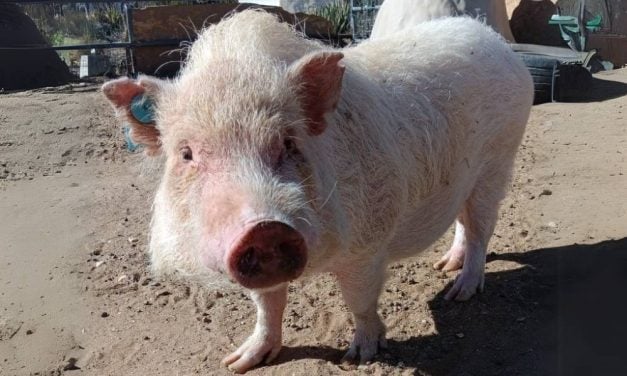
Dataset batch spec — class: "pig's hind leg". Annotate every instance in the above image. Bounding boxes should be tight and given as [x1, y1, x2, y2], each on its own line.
[441, 164, 511, 301]
[336, 255, 388, 365]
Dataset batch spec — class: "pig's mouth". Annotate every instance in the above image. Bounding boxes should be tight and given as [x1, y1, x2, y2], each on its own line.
[226, 221, 307, 289]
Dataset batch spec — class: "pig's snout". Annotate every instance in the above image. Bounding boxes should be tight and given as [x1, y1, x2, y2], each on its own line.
[227, 221, 307, 289]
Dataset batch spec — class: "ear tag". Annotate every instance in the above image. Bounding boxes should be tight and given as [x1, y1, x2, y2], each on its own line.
[130, 94, 156, 124]
[123, 125, 139, 152]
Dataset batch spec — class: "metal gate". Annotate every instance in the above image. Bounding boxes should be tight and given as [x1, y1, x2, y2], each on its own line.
[350, 0, 383, 40]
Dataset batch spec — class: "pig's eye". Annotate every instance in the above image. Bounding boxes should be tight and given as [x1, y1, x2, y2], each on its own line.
[284, 138, 296, 155]
[275, 137, 301, 170]
[180, 146, 193, 162]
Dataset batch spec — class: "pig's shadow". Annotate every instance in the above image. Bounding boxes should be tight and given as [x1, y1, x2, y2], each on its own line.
[275, 238, 627, 376]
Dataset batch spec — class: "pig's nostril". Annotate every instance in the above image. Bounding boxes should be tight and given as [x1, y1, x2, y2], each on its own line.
[237, 247, 262, 277]
[277, 242, 304, 272]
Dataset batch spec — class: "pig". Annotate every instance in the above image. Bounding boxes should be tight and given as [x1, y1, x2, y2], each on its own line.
[102, 10, 533, 373]
[370, 0, 516, 42]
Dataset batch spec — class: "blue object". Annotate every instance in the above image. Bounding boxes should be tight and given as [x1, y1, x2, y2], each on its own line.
[549, 15, 585, 51]
[130, 94, 156, 124]
[124, 125, 139, 152]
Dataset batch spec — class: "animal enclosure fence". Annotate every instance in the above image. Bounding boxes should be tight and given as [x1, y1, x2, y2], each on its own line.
[4, 0, 340, 82]
[4, 0, 237, 80]
[349, 0, 382, 40]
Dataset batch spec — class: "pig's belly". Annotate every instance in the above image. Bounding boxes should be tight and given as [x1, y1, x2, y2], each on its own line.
[386, 181, 470, 261]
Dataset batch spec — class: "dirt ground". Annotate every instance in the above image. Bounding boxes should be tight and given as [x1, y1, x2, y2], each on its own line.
[1, 69, 626, 376]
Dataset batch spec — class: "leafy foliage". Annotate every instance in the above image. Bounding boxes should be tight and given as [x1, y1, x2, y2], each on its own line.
[311, 1, 351, 36]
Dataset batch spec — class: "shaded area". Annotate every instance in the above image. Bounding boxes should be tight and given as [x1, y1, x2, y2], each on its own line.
[0, 4, 72, 90]
[274, 238, 627, 376]
[559, 73, 627, 102]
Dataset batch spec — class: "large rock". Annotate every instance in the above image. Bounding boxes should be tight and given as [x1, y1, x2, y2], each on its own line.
[0, 4, 72, 90]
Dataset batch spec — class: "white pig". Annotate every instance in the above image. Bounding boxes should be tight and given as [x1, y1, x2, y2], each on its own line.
[102, 10, 532, 373]
[370, 0, 516, 42]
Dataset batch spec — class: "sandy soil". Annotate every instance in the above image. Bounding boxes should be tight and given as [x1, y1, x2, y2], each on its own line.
[1, 70, 626, 376]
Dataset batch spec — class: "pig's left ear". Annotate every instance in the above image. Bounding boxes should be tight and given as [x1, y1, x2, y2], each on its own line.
[102, 76, 167, 156]
[287, 51, 345, 136]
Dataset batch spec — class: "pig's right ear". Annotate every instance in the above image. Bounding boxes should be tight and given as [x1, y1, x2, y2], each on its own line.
[102, 76, 166, 156]
[287, 51, 345, 136]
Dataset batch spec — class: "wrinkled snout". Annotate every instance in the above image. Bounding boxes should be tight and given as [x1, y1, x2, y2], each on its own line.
[227, 221, 307, 289]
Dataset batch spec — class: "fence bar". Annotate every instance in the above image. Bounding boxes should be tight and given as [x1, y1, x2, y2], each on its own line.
[0, 39, 183, 51]
[124, 2, 135, 76]
[12, 0, 168, 3]
[351, 5, 381, 11]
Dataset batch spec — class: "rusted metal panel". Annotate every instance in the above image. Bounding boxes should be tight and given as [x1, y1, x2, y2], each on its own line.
[131, 3, 335, 76]
[588, 33, 627, 67]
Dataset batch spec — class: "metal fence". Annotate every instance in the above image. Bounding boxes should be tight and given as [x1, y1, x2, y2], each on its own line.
[7, 0, 383, 78]
[350, 0, 382, 40]
[6, 1, 230, 77]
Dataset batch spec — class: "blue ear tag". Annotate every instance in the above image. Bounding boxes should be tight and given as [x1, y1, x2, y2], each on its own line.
[125, 94, 155, 152]
[130, 94, 156, 124]
[123, 125, 139, 152]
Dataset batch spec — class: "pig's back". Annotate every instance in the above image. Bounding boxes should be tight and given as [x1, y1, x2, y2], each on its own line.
[349, 16, 532, 119]
[370, 0, 457, 40]
[342, 16, 533, 165]
[327, 17, 532, 248]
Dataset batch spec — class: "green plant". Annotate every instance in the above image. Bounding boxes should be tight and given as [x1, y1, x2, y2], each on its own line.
[94, 4, 126, 41]
[312, 0, 351, 36]
[48, 30, 65, 46]
[96, 4, 124, 30]
[21, 3, 61, 45]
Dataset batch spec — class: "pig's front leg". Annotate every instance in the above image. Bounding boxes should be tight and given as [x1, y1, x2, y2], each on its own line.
[336, 257, 387, 365]
[222, 283, 287, 373]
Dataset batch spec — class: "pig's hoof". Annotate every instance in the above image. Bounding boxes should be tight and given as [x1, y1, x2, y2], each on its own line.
[221, 333, 282, 373]
[444, 270, 485, 301]
[341, 320, 387, 365]
[433, 246, 465, 272]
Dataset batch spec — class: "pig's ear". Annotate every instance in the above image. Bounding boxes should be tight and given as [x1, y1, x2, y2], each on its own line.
[287, 51, 345, 136]
[102, 76, 165, 156]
